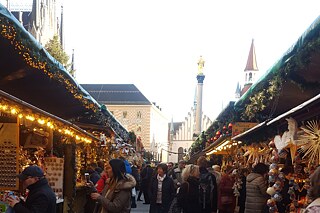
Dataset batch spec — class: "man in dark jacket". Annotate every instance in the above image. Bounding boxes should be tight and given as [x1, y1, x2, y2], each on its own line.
[140, 163, 153, 204]
[7, 165, 56, 213]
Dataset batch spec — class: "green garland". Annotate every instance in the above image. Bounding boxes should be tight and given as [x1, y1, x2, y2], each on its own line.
[241, 30, 320, 121]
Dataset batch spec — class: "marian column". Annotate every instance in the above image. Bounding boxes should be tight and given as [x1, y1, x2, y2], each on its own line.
[195, 56, 205, 136]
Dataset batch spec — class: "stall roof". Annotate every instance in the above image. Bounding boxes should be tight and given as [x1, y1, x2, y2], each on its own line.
[0, 89, 100, 143]
[235, 15, 320, 122]
[203, 134, 230, 153]
[232, 93, 320, 142]
[266, 93, 320, 126]
[0, 5, 129, 140]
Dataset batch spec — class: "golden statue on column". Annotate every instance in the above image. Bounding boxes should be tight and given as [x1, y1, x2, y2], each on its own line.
[197, 55, 205, 74]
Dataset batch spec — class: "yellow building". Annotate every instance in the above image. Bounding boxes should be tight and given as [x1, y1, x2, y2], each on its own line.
[81, 84, 169, 161]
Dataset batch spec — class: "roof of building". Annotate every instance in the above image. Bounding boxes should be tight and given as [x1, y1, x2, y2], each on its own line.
[244, 39, 259, 71]
[81, 84, 152, 105]
[168, 121, 183, 133]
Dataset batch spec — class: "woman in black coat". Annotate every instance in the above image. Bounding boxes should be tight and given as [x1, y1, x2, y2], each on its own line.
[177, 164, 202, 213]
[149, 163, 175, 213]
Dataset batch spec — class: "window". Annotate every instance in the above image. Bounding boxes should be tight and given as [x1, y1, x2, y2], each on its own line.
[178, 147, 184, 162]
[137, 125, 141, 132]
[123, 111, 127, 118]
[248, 72, 252, 81]
[137, 111, 142, 119]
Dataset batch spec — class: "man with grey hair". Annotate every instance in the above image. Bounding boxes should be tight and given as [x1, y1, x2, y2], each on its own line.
[174, 160, 186, 187]
[212, 165, 221, 185]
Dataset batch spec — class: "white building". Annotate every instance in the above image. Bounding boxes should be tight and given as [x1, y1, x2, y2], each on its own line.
[1, 0, 62, 46]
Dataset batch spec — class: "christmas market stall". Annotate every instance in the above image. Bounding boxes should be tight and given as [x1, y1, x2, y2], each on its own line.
[188, 14, 320, 212]
[231, 95, 320, 212]
[230, 15, 320, 212]
[0, 4, 131, 213]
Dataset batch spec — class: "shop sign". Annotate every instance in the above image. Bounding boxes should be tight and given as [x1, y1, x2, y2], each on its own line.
[232, 122, 258, 137]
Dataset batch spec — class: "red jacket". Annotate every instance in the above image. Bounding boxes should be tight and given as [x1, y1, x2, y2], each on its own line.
[95, 173, 108, 193]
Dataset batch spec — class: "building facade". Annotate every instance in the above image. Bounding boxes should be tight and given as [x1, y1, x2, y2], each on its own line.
[1, 0, 62, 46]
[168, 108, 212, 163]
[236, 39, 260, 98]
[81, 84, 169, 162]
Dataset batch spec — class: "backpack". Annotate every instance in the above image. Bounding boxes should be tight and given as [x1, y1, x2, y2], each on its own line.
[198, 172, 213, 209]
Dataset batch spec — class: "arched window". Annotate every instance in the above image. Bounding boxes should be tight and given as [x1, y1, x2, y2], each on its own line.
[123, 111, 127, 118]
[137, 111, 142, 119]
[178, 147, 184, 162]
[248, 72, 252, 82]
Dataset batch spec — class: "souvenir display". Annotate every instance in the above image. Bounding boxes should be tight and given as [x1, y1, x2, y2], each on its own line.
[0, 123, 19, 191]
[44, 157, 64, 199]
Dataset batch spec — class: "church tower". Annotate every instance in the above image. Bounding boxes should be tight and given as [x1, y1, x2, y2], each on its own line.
[194, 56, 205, 136]
[241, 39, 259, 96]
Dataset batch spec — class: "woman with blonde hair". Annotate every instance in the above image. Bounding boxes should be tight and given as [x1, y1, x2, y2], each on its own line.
[177, 164, 202, 213]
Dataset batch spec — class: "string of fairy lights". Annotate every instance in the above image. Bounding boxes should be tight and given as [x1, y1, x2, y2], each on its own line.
[0, 98, 94, 143]
[0, 17, 96, 111]
[0, 15, 129, 141]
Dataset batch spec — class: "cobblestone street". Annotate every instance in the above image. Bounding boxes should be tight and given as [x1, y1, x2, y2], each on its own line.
[131, 193, 149, 213]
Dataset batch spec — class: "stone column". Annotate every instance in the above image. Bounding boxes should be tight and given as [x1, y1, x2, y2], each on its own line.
[195, 74, 205, 136]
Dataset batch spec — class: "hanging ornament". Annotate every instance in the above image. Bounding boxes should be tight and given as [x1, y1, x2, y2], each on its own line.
[297, 120, 320, 167]
[267, 187, 276, 196]
[288, 187, 296, 200]
[269, 140, 276, 148]
[269, 163, 279, 170]
[100, 133, 106, 146]
[273, 192, 283, 202]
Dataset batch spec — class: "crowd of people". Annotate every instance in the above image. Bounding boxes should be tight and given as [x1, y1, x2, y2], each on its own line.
[86, 156, 320, 213]
[3, 157, 320, 213]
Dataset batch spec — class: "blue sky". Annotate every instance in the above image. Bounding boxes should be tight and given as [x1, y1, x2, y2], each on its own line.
[63, 0, 320, 122]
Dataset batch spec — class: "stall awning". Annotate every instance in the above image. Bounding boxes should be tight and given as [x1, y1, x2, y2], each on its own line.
[204, 134, 231, 154]
[267, 93, 320, 126]
[0, 5, 129, 141]
[232, 93, 320, 143]
[0, 89, 100, 143]
[234, 15, 320, 122]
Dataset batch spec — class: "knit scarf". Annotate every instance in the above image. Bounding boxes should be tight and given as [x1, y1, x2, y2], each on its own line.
[156, 174, 166, 204]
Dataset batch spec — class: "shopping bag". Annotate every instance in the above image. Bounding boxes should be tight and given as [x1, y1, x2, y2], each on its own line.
[132, 187, 137, 197]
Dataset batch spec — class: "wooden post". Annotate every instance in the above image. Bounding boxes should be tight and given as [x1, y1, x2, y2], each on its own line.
[63, 137, 76, 213]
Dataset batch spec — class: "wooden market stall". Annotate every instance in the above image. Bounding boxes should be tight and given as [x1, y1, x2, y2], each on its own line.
[187, 14, 320, 212]
[0, 5, 131, 213]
